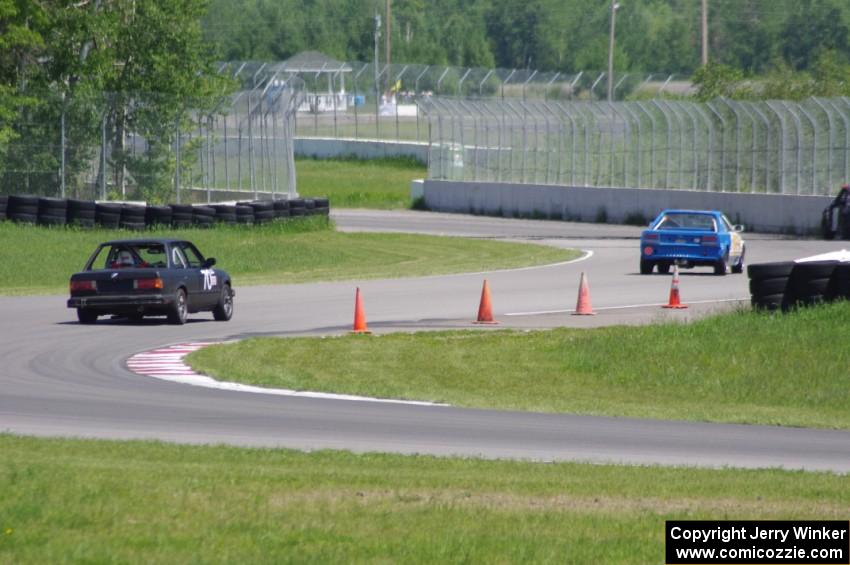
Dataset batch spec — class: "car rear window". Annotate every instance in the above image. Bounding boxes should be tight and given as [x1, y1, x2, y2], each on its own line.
[87, 243, 167, 270]
[655, 213, 717, 231]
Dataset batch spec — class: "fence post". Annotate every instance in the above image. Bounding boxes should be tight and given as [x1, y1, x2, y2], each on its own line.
[812, 98, 836, 191]
[635, 102, 657, 188]
[779, 101, 802, 195]
[651, 100, 672, 188]
[101, 113, 108, 200]
[764, 101, 787, 194]
[174, 121, 181, 204]
[60, 95, 66, 198]
[797, 103, 819, 195]
[706, 102, 727, 191]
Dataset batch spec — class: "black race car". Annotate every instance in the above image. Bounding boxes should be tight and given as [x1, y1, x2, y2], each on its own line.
[67, 238, 234, 324]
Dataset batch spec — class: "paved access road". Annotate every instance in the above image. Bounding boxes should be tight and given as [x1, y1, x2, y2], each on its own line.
[2, 210, 849, 472]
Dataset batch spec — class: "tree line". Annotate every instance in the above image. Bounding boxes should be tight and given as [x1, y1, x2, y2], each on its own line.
[204, 0, 850, 76]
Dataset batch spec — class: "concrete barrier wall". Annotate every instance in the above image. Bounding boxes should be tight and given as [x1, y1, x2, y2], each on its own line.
[423, 180, 832, 235]
[295, 138, 428, 164]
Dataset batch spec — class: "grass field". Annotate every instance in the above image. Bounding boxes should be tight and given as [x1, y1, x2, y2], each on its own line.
[1, 434, 847, 563]
[189, 301, 850, 429]
[0, 219, 574, 295]
[296, 156, 425, 209]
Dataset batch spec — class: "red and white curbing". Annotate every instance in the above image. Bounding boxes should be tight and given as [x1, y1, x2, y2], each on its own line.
[126, 342, 447, 406]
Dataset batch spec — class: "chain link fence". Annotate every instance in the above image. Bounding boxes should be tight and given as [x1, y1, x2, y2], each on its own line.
[220, 60, 691, 143]
[418, 96, 850, 196]
[1, 81, 303, 202]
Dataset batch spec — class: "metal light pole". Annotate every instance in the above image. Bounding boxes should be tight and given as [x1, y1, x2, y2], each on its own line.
[607, 1, 620, 102]
[374, 14, 381, 96]
[701, 0, 709, 65]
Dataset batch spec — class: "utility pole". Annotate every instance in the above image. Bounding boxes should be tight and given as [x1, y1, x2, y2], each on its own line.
[374, 14, 381, 95]
[701, 0, 709, 65]
[607, 0, 619, 101]
[385, 0, 391, 95]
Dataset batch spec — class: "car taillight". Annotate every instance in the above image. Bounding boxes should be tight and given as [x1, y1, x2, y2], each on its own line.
[701, 235, 718, 245]
[70, 280, 97, 292]
[643, 233, 659, 240]
[134, 278, 163, 290]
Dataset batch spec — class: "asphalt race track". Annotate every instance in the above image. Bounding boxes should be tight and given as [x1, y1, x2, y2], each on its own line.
[2, 210, 850, 472]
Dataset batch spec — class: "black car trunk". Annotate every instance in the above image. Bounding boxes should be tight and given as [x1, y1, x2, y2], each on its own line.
[70, 270, 161, 295]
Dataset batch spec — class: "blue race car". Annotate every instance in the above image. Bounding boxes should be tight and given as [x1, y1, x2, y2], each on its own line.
[639, 209, 746, 275]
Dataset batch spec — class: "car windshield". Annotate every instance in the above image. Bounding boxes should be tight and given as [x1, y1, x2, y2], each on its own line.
[654, 213, 717, 231]
[87, 243, 168, 270]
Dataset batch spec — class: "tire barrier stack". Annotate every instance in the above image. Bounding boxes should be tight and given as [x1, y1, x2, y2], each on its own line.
[748, 260, 850, 311]
[38, 197, 68, 226]
[192, 205, 215, 228]
[145, 205, 172, 227]
[289, 198, 306, 217]
[0, 194, 330, 230]
[8, 195, 38, 223]
[211, 204, 237, 224]
[120, 204, 146, 231]
[95, 202, 122, 229]
[68, 199, 96, 227]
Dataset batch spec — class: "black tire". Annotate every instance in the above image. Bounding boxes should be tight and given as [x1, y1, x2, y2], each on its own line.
[272, 200, 290, 216]
[235, 205, 254, 224]
[714, 254, 728, 276]
[9, 194, 38, 209]
[747, 262, 794, 281]
[120, 221, 146, 231]
[749, 277, 788, 296]
[77, 308, 98, 324]
[170, 204, 194, 215]
[313, 197, 329, 208]
[38, 198, 68, 221]
[67, 199, 96, 225]
[751, 293, 784, 311]
[8, 195, 38, 221]
[828, 264, 850, 300]
[193, 206, 216, 226]
[290, 207, 306, 217]
[731, 247, 745, 274]
[38, 213, 67, 227]
[212, 284, 234, 321]
[96, 203, 122, 228]
[640, 259, 653, 275]
[121, 205, 146, 223]
[288, 198, 305, 209]
[314, 206, 329, 216]
[0, 195, 8, 214]
[11, 213, 37, 224]
[211, 204, 237, 224]
[167, 288, 188, 325]
[253, 210, 275, 223]
[145, 205, 172, 227]
[841, 208, 850, 240]
[657, 262, 671, 274]
[789, 261, 837, 281]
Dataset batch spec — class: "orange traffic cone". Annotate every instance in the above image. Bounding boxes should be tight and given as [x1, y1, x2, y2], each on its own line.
[351, 287, 371, 333]
[473, 279, 499, 324]
[573, 272, 596, 315]
[662, 264, 688, 309]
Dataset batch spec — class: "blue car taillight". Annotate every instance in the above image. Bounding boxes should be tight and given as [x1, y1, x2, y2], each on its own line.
[701, 235, 718, 245]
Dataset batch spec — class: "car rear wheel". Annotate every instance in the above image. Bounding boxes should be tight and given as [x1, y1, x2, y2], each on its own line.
[213, 284, 233, 322]
[714, 254, 729, 276]
[167, 289, 188, 325]
[657, 262, 671, 274]
[640, 259, 653, 275]
[731, 247, 745, 274]
[77, 308, 98, 324]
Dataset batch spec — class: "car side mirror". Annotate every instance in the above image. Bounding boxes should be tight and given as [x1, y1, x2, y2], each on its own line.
[733, 225, 745, 232]
[202, 257, 216, 269]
